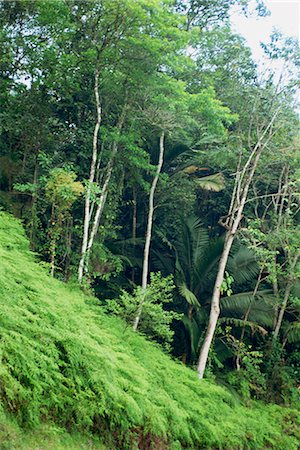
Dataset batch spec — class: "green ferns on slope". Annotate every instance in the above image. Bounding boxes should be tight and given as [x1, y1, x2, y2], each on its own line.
[0, 212, 299, 449]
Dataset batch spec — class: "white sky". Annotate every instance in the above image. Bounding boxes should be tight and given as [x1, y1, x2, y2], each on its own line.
[231, 0, 300, 63]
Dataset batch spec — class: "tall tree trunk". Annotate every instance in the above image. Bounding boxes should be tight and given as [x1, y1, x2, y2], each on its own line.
[78, 68, 101, 283]
[273, 282, 292, 341]
[132, 186, 137, 241]
[29, 156, 38, 249]
[273, 250, 300, 340]
[82, 96, 128, 277]
[133, 131, 165, 331]
[131, 186, 137, 283]
[197, 155, 260, 378]
[197, 107, 280, 379]
[197, 232, 234, 377]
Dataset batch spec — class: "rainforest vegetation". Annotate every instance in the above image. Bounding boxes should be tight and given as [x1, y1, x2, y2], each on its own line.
[0, 0, 299, 448]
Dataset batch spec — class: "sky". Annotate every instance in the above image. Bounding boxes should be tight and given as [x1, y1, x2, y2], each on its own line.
[231, 0, 300, 63]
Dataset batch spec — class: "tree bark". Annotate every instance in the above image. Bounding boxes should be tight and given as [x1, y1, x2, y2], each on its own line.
[133, 131, 165, 331]
[273, 282, 292, 340]
[82, 96, 128, 276]
[131, 186, 137, 283]
[197, 149, 266, 377]
[78, 68, 101, 283]
[197, 232, 234, 378]
[273, 250, 300, 340]
[197, 107, 280, 378]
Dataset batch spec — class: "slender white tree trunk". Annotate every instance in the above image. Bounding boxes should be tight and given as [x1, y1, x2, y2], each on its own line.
[133, 131, 165, 331]
[197, 233, 234, 377]
[197, 106, 281, 378]
[50, 239, 56, 277]
[81, 97, 128, 277]
[197, 145, 268, 378]
[78, 68, 101, 283]
[273, 250, 299, 340]
[273, 283, 292, 340]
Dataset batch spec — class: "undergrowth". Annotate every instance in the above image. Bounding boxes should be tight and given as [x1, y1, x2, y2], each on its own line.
[0, 212, 299, 449]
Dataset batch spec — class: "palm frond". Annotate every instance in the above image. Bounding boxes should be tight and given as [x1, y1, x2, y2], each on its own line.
[177, 215, 202, 273]
[194, 173, 225, 192]
[195, 237, 224, 294]
[284, 322, 300, 343]
[219, 317, 268, 336]
[221, 290, 276, 327]
[193, 227, 210, 267]
[226, 245, 259, 284]
[182, 309, 207, 360]
[178, 282, 200, 307]
[152, 249, 174, 274]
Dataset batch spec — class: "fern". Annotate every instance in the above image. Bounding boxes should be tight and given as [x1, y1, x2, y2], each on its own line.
[0, 212, 299, 450]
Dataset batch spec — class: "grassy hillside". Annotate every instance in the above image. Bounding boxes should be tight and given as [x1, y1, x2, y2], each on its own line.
[0, 212, 299, 449]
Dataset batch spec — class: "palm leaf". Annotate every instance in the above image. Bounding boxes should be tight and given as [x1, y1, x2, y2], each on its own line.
[152, 248, 174, 274]
[226, 245, 259, 284]
[176, 216, 202, 275]
[182, 309, 207, 360]
[178, 282, 200, 307]
[284, 322, 300, 343]
[219, 317, 268, 336]
[194, 173, 225, 192]
[221, 290, 276, 327]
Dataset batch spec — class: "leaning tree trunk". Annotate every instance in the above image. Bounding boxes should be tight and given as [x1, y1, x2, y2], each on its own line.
[273, 250, 300, 340]
[133, 131, 165, 331]
[197, 105, 280, 378]
[78, 68, 101, 284]
[197, 147, 262, 378]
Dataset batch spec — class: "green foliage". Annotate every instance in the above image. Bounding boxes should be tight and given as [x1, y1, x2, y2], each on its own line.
[226, 347, 267, 401]
[0, 212, 299, 449]
[264, 341, 300, 405]
[1, 0, 300, 442]
[45, 168, 83, 210]
[220, 271, 234, 296]
[0, 408, 106, 450]
[105, 272, 181, 349]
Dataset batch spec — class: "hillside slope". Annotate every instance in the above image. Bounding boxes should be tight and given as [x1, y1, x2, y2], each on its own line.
[0, 212, 299, 449]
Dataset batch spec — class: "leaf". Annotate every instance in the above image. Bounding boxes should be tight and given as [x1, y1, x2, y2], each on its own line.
[226, 245, 259, 284]
[194, 172, 225, 192]
[284, 322, 300, 343]
[178, 282, 200, 307]
[219, 317, 268, 336]
[221, 290, 276, 328]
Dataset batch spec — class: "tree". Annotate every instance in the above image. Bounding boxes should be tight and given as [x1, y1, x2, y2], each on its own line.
[77, 0, 185, 283]
[243, 156, 300, 343]
[132, 75, 189, 330]
[197, 88, 284, 378]
[45, 168, 83, 276]
[154, 215, 271, 363]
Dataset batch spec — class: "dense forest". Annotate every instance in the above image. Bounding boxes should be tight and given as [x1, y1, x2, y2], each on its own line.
[0, 0, 299, 448]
